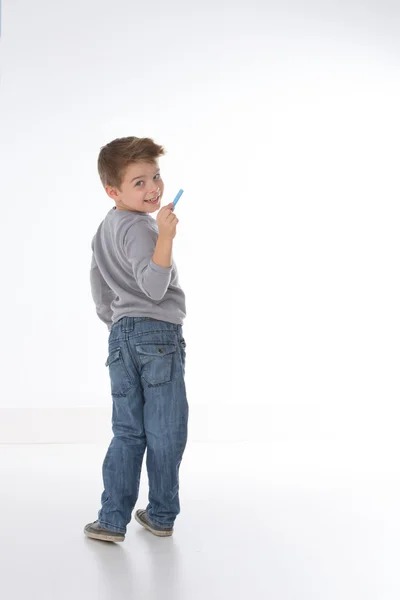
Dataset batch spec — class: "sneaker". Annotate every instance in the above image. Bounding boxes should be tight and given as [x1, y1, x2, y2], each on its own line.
[134, 509, 174, 537]
[84, 521, 125, 543]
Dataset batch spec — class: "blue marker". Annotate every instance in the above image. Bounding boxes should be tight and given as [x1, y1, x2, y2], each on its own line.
[172, 189, 184, 209]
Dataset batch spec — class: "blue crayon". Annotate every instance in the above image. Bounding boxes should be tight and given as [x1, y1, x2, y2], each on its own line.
[172, 189, 184, 209]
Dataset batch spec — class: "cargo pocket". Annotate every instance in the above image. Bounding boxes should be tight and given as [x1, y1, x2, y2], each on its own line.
[105, 347, 133, 397]
[135, 343, 176, 387]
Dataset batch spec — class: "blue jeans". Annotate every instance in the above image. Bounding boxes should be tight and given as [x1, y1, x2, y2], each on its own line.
[97, 317, 188, 534]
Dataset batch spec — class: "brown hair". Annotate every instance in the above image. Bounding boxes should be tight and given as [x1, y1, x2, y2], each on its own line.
[97, 136, 166, 189]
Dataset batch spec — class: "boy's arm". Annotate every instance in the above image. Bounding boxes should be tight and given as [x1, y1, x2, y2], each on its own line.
[123, 223, 173, 302]
[90, 252, 114, 331]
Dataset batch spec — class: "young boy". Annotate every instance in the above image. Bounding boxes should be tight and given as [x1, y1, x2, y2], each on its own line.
[84, 136, 188, 543]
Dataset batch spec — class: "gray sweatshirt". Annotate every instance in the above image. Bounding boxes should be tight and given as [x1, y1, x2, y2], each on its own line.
[90, 206, 186, 330]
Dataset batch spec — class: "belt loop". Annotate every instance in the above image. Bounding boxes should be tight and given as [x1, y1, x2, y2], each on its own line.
[121, 317, 135, 334]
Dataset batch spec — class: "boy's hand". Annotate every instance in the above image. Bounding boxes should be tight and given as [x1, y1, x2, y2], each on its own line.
[156, 202, 179, 240]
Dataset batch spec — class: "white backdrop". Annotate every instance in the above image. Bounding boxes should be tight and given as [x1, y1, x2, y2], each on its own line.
[0, 0, 399, 444]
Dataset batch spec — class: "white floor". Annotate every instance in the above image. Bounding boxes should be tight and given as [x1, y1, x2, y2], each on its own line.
[0, 438, 399, 600]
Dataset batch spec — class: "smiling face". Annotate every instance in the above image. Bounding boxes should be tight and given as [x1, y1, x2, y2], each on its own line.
[105, 161, 164, 212]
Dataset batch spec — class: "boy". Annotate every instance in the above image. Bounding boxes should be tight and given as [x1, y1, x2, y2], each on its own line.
[84, 136, 188, 542]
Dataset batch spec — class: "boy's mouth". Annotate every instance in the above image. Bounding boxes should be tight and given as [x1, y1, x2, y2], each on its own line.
[145, 194, 160, 204]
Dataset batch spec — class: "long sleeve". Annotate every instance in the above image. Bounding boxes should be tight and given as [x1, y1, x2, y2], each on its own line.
[90, 252, 114, 330]
[123, 223, 173, 302]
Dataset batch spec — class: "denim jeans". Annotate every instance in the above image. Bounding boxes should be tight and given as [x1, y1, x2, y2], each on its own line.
[97, 316, 188, 534]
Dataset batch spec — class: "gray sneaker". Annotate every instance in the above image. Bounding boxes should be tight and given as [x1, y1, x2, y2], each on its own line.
[134, 509, 174, 537]
[84, 521, 125, 543]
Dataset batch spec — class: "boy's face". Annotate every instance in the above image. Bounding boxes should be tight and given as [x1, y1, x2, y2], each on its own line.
[106, 161, 164, 213]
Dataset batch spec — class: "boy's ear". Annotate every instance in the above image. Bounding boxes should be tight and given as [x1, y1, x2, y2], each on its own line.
[105, 185, 118, 201]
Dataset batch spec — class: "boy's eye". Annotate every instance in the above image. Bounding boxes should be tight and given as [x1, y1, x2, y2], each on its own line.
[135, 174, 161, 187]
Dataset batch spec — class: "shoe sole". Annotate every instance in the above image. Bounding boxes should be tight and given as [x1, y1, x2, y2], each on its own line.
[84, 529, 125, 543]
[134, 511, 173, 537]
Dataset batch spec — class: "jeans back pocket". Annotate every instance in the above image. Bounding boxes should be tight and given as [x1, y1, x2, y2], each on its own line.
[105, 347, 133, 397]
[135, 343, 176, 387]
